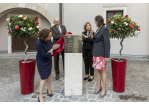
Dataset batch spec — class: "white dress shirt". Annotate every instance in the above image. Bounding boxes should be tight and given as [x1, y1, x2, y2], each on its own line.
[57, 25, 62, 34]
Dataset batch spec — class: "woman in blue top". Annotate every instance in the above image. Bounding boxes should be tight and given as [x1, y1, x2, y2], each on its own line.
[36, 29, 60, 102]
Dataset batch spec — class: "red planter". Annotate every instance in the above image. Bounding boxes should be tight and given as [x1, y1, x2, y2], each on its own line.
[111, 58, 127, 93]
[19, 59, 36, 94]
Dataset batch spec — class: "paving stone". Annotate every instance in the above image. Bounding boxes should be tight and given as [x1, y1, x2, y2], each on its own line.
[87, 87, 94, 90]
[111, 95, 119, 98]
[68, 98, 79, 101]
[89, 100, 97, 102]
[96, 96, 106, 101]
[105, 94, 112, 98]
[115, 99, 126, 102]
[59, 96, 63, 98]
[31, 95, 37, 98]
[22, 99, 31, 102]
[54, 90, 61, 93]
[88, 94, 97, 100]
[72, 95, 82, 98]
[87, 83, 95, 87]
[79, 98, 89, 102]
[105, 98, 116, 102]
[83, 92, 87, 94]
[44, 97, 53, 102]
[34, 92, 39, 94]
[108, 90, 124, 95]
[87, 90, 94, 94]
[68, 96, 72, 98]
[52, 86, 61, 90]
[52, 98, 61, 102]
[82, 95, 87, 98]
[61, 100, 71, 102]
[30, 100, 38, 102]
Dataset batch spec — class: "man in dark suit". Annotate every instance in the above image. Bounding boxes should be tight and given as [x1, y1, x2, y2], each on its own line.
[50, 17, 67, 80]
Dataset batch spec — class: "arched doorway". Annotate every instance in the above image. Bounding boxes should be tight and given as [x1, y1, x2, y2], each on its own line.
[7, 9, 43, 52]
[0, 3, 54, 53]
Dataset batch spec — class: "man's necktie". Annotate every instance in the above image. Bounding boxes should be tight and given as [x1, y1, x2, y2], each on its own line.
[57, 26, 62, 34]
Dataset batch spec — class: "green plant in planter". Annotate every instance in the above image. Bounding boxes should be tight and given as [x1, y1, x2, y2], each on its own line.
[107, 14, 141, 61]
[5, 15, 41, 62]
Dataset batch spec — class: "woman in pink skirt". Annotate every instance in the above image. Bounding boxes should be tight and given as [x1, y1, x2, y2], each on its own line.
[82, 15, 110, 98]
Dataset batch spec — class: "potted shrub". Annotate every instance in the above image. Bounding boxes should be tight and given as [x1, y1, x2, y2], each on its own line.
[5, 15, 40, 94]
[107, 14, 141, 92]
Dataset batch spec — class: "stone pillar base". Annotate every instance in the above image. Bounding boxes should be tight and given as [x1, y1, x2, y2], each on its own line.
[64, 53, 82, 96]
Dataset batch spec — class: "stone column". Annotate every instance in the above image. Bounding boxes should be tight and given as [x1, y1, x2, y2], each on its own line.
[64, 34, 82, 96]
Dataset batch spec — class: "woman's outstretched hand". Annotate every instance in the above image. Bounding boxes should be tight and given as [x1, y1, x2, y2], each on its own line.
[81, 33, 89, 39]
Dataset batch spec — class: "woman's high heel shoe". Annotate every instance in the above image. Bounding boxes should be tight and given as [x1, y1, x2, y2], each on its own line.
[93, 87, 102, 94]
[99, 90, 106, 98]
[47, 90, 53, 97]
[38, 96, 45, 102]
[38, 97, 40, 102]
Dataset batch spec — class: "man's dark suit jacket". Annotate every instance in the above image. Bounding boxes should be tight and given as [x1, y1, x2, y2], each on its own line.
[50, 25, 67, 44]
[88, 25, 110, 58]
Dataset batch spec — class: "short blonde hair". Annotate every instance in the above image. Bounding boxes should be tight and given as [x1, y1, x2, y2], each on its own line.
[83, 22, 92, 32]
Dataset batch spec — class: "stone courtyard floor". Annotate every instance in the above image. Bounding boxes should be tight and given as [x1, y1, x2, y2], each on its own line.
[0, 53, 149, 102]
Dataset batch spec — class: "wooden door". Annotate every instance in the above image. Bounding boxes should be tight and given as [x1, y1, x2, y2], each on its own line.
[11, 16, 39, 52]
[12, 36, 38, 52]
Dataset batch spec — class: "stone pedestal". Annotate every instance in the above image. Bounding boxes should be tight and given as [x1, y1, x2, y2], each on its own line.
[64, 34, 82, 96]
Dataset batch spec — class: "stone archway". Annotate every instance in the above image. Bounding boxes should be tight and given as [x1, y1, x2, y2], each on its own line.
[0, 3, 54, 26]
[0, 3, 54, 53]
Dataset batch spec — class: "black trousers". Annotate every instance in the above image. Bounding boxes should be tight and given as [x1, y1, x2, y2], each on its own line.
[83, 49, 94, 76]
[54, 50, 64, 75]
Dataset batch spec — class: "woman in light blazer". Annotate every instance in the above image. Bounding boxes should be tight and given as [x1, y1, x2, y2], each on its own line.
[82, 15, 110, 98]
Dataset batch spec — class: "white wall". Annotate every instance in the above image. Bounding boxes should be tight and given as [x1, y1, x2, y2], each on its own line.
[0, 3, 149, 56]
[0, 14, 8, 51]
[35, 3, 59, 19]
[64, 3, 149, 56]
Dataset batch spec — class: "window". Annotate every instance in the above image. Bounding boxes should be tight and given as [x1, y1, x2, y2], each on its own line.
[103, 7, 127, 40]
[106, 10, 123, 28]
